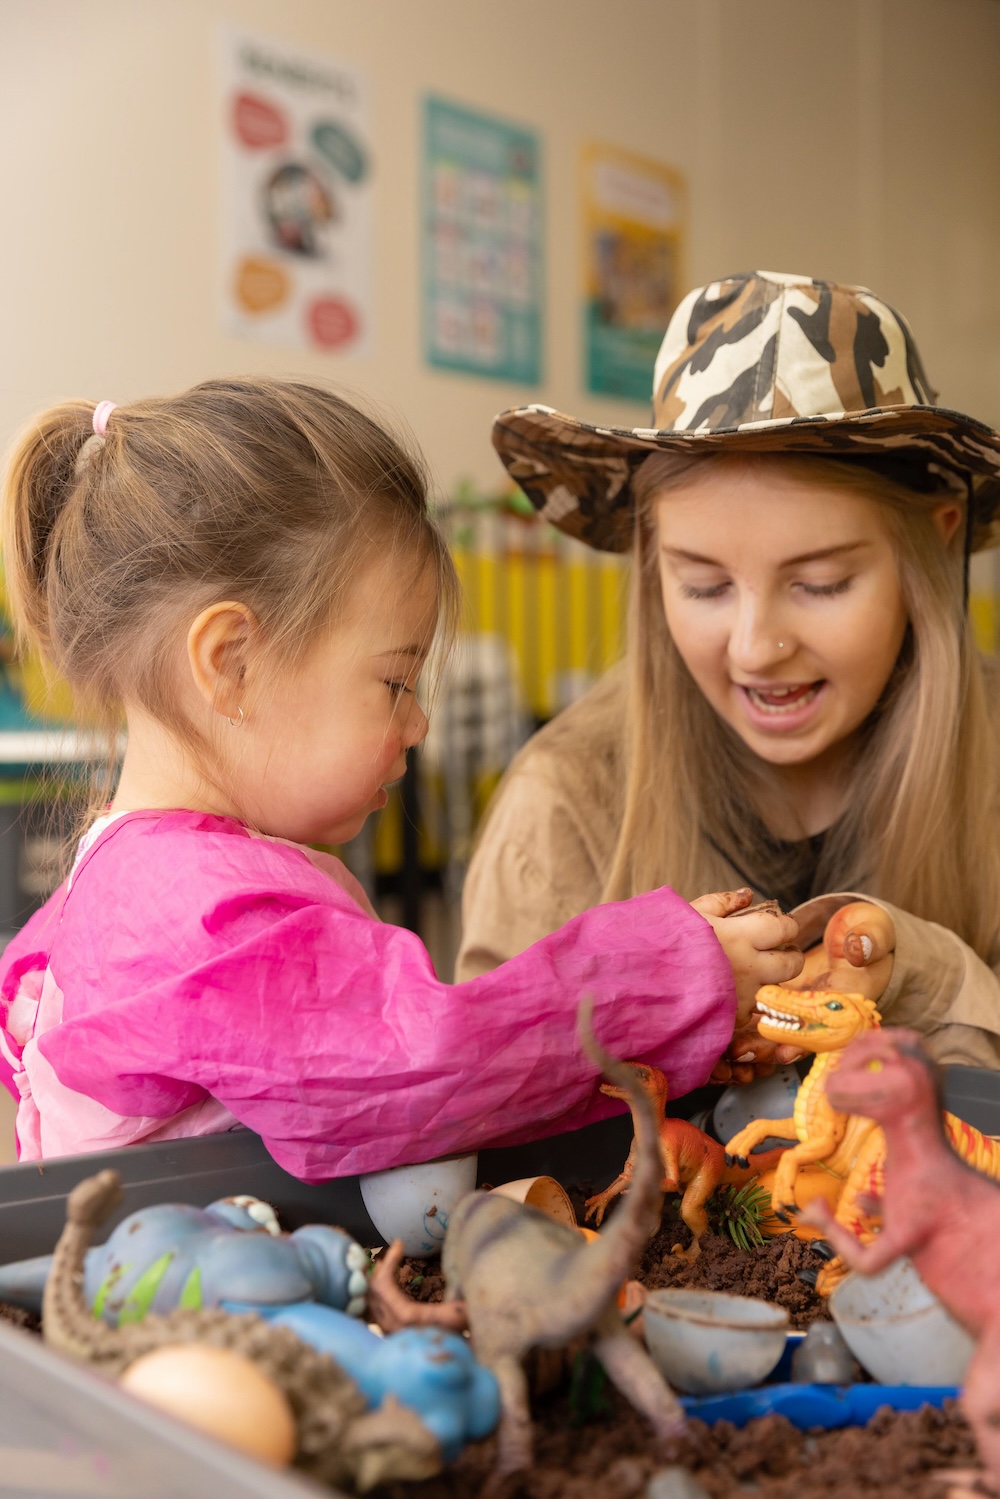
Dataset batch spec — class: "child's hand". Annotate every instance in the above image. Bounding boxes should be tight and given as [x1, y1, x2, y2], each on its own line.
[692, 888, 802, 1022]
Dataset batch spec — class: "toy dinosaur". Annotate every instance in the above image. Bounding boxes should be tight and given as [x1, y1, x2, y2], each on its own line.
[725, 987, 1000, 1293]
[439, 996, 686, 1486]
[583, 1061, 786, 1260]
[41, 1169, 498, 1489]
[724, 986, 883, 1221]
[715, 899, 894, 1083]
[0, 1193, 370, 1322]
[799, 1028, 1000, 1493]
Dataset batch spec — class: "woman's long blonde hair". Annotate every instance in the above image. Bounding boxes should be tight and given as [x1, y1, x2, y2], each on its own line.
[603, 450, 1000, 963]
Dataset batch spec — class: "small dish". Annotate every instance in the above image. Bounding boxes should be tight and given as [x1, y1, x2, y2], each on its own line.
[642, 1287, 789, 1394]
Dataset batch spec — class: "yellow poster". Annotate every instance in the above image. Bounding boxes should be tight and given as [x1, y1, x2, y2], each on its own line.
[582, 143, 686, 402]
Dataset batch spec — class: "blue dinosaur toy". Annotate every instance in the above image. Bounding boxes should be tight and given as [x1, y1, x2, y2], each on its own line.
[0, 1194, 370, 1322]
[246, 1302, 500, 1462]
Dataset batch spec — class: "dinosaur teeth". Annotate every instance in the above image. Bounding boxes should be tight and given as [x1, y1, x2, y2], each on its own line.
[755, 1001, 801, 1030]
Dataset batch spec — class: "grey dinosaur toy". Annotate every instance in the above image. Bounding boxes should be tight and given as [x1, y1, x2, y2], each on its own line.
[440, 997, 686, 1482]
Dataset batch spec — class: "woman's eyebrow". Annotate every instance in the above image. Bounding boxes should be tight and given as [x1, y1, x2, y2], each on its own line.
[661, 540, 870, 567]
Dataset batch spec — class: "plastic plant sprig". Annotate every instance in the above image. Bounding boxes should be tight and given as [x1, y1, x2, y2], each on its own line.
[709, 1178, 771, 1252]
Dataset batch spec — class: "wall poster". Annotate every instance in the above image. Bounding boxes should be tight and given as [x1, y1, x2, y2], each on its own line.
[582, 143, 686, 403]
[220, 27, 372, 355]
[423, 97, 542, 384]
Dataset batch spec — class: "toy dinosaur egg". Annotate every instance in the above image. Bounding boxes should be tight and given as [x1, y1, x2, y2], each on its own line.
[490, 1176, 577, 1229]
[360, 1153, 478, 1257]
[119, 1344, 296, 1466]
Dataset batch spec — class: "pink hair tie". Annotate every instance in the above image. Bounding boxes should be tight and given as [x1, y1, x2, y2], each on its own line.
[92, 401, 118, 436]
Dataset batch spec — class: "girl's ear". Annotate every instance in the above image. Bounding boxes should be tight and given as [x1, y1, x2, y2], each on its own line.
[930, 500, 965, 547]
[186, 602, 257, 720]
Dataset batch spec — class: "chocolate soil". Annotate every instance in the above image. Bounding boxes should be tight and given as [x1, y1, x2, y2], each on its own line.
[402, 1198, 832, 1331]
[636, 1204, 831, 1331]
[374, 1389, 980, 1499]
[384, 1200, 981, 1498]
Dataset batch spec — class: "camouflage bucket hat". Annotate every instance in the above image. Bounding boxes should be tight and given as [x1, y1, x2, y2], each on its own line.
[492, 270, 1000, 553]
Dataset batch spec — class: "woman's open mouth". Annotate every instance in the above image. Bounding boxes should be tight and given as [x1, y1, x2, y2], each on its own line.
[737, 680, 827, 730]
[744, 682, 822, 714]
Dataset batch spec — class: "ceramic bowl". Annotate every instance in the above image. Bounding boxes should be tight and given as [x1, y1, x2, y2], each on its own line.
[490, 1176, 577, 1229]
[642, 1288, 789, 1394]
[358, 1153, 478, 1258]
[829, 1256, 975, 1386]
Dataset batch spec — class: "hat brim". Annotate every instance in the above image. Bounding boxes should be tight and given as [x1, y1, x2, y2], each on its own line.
[492, 402, 1000, 553]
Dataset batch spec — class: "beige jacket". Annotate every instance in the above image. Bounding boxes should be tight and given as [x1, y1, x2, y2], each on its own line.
[456, 665, 1000, 1070]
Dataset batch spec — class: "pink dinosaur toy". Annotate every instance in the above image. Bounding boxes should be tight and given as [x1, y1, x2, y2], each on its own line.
[802, 1028, 1000, 1489]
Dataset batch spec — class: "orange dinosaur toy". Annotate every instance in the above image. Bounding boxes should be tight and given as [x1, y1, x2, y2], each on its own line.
[584, 1063, 785, 1260]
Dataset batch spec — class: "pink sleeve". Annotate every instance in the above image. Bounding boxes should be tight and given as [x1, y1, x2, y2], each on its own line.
[0, 1051, 14, 1101]
[39, 886, 735, 1182]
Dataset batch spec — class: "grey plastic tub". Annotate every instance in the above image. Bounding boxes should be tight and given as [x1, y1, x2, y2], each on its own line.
[0, 1316, 324, 1498]
[0, 1064, 995, 1498]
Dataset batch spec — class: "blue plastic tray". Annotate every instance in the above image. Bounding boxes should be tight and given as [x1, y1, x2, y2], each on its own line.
[680, 1382, 959, 1430]
[676, 1332, 960, 1429]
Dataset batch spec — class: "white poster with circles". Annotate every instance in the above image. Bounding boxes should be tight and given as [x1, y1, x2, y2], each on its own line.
[220, 27, 372, 355]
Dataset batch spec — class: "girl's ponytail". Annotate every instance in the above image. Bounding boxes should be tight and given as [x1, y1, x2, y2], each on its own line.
[2, 400, 95, 659]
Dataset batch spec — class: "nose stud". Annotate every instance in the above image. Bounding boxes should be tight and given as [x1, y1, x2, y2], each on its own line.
[777, 641, 785, 651]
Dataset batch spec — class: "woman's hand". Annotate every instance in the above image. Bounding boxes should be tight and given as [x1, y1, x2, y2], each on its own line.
[691, 888, 802, 1020]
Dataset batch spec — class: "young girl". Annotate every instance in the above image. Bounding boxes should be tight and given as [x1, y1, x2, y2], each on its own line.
[0, 379, 797, 1176]
[458, 270, 1000, 1080]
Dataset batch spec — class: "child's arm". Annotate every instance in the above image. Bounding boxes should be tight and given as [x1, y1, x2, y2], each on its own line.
[38, 883, 737, 1183]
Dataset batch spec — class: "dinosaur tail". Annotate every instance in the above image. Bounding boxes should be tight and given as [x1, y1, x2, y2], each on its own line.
[42, 1170, 128, 1366]
[945, 1113, 1000, 1181]
[572, 996, 663, 1324]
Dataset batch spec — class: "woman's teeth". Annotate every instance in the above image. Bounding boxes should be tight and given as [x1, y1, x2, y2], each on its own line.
[745, 683, 821, 714]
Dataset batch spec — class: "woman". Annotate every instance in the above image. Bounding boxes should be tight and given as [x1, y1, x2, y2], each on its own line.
[457, 270, 1000, 1076]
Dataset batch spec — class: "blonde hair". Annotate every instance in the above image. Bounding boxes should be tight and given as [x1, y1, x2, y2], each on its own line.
[603, 450, 1000, 963]
[2, 377, 455, 780]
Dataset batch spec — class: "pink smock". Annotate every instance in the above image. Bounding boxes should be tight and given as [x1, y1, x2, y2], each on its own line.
[0, 810, 736, 1181]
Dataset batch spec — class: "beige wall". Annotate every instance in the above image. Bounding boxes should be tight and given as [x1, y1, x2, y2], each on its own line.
[2, 0, 999, 502]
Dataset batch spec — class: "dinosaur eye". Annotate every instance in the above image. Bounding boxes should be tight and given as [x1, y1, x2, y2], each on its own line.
[825, 1001, 844, 1011]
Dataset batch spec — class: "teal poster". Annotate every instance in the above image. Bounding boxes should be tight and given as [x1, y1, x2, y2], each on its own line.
[423, 97, 542, 384]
